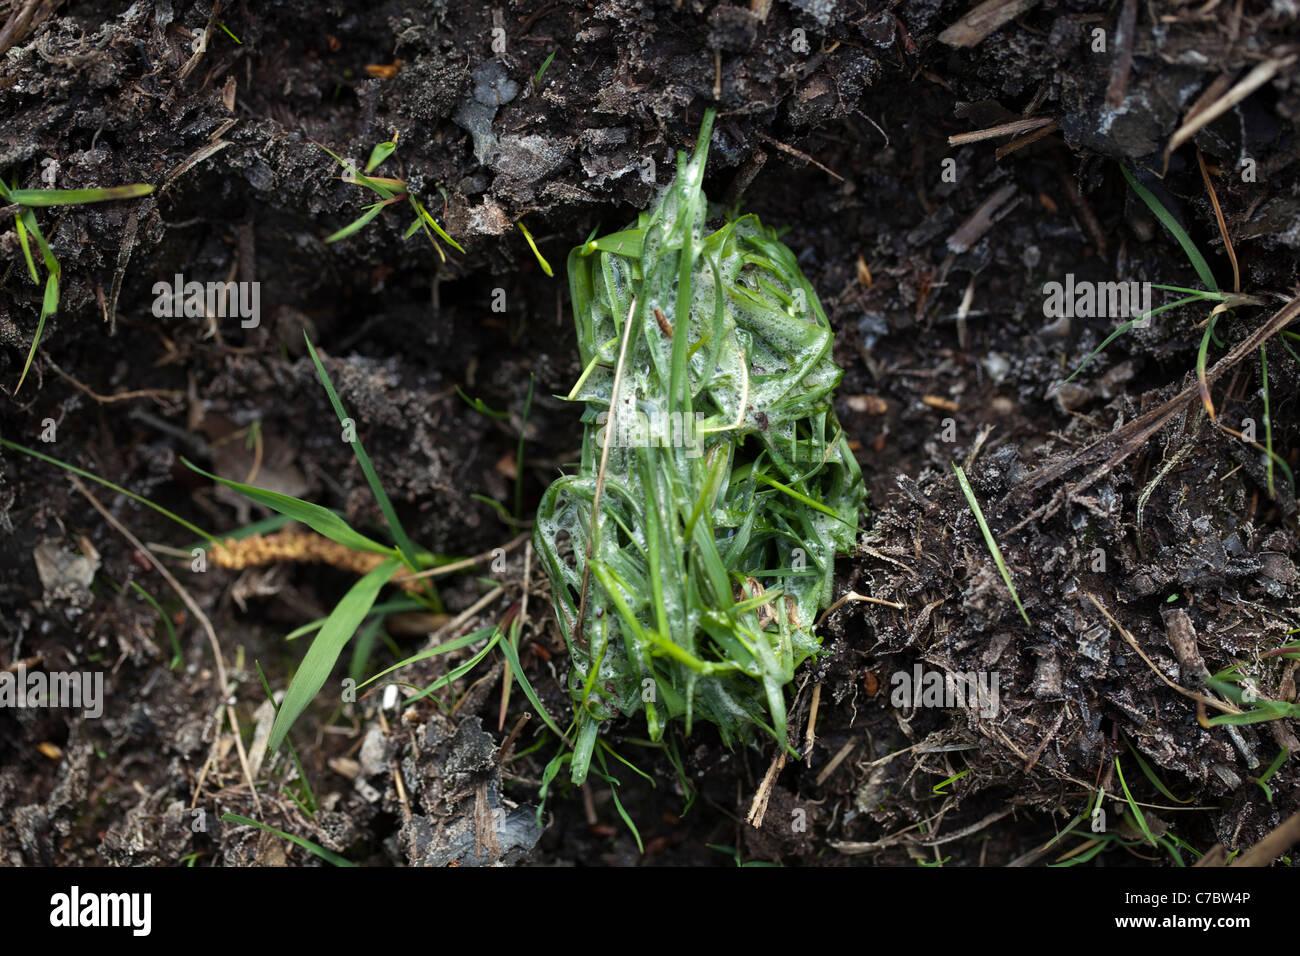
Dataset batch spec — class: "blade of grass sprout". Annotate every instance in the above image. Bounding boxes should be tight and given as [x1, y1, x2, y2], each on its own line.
[401, 629, 501, 706]
[1261, 345, 1274, 498]
[1120, 166, 1218, 293]
[516, 220, 553, 276]
[534, 50, 556, 84]
[303, 336, 426, 578]
[13, 209, 38, 283]
[1217, 423, 1296, 496]
[592, 748, 643, 852]
[1059, 295, 1207, 387]
[471, 493, 524, 526]
[129, 581, 183, 669]
[324, 201, 386, 243]
[597, 737, 656, 784]
[268, 557, 401, 752]
[455, 386, 510, 419]
[216, 21, 242, 43]
[413, 198, 465, 253]
[402, 217, 422, 239]
[181, 457, 394, 555]
[1123, 735, 1193, 804]
[497, 629, 566, 738]
[751, 470, 856, 526]
[365, 140, 397, 173]
[254, 660, 317, 814]
[580, 229, 645, 258]
[1157, 835, 1186, 867]
[16, 269, 58, 393]
[1196, 310, 1220, 419]
[536, 748, 571, 824]
[6, 184, 154, 206]
[358, 624, 497, 688]
[2, 439, 223, 548]
[220, 813, 353, 866]
[315, 142, 401, 197]
[286, 598, 424, 643]
[1254, 747, 1288, 802]
[1114, 757, 1157, 847]
[953, 463, 1030, 626]
[13, 207, 60, 393]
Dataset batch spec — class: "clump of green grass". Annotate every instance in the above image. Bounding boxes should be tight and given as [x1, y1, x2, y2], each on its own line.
[533, 108, 867, 785]
[1, 176, 154, 393]
[317, 138, 464, 262]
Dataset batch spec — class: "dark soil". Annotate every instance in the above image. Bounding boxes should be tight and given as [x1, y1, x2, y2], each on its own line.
[1, 0, 1298, 867]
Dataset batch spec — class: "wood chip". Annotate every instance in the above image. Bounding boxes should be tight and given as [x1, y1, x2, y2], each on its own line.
[938, 0, 1039, 48]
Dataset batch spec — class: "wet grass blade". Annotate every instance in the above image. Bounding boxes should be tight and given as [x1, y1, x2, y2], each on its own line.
[953, 463, 1030, 626]
[268, 557, 401, 752]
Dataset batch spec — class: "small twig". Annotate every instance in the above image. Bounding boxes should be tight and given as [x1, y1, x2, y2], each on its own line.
[947, 116, 1054, 146]
[754, 131, 844, 182]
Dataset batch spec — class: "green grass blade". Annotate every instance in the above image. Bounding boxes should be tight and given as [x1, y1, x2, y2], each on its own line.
[181, 457, 394, 555]
[1120, 166, 1218, 293]
[1, 439, 222, 547]
[1123, 735, 1192, 804]
[517, 220, 553, 276]
[365, 140, 397, 173]
[497, 629, 566, 739]
[953, 463, 1030, 626]
[129, 581, 183, 669]
[413, 199, 466, 254]
[1114, 757, 1157, 846]
[15, 270, 58, 394]
[13, 211, 38, 283]
[268, 557, 401, 752]
[7, 184, 154, 206]
[358, 624, 496, 688]
[1059, 294, 1206, 386]
[219, 813, 353, 866]
[324, 202, 385, 243]
[534, 50, 556, 84]
[401, 629, 502, 705]
[302, 336, 425, 577]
